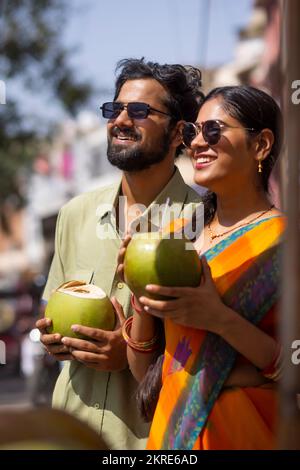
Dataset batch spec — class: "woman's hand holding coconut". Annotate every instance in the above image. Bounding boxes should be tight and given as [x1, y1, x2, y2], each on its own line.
[137, 256, 228, 334]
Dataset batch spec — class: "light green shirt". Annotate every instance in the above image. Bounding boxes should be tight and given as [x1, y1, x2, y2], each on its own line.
[43, 167, 202, 450]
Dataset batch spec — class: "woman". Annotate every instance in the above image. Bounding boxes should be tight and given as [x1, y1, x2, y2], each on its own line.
[117, 86, 285, 450]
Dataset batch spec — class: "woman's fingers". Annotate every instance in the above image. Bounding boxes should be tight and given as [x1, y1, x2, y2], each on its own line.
[139, 295, 183, 312]
[145, 284, 192, 298]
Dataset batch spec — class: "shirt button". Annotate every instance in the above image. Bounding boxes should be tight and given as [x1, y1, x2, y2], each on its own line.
[117, 282, 124, 289]
[94, 403, 100, 409]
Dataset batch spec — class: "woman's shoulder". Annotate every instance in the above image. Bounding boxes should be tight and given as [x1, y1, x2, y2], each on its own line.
[260, 208, 286, 224]
[267, 207, 284, 218]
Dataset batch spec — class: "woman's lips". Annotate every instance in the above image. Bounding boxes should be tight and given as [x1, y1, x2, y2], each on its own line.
[193, 155, 217, 170]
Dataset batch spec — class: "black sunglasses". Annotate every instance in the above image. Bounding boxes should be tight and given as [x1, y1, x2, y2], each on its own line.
[181, 119, 256, 147]
[100, 101, 173, 120]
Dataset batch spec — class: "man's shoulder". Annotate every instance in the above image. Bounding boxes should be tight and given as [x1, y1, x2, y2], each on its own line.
[60, 182, 120, 217]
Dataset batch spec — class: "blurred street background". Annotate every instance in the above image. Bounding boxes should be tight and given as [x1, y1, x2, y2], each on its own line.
[0, 0, 282, 409]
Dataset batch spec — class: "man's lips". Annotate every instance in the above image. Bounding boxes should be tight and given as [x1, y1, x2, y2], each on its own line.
[112, 135, 138, 145]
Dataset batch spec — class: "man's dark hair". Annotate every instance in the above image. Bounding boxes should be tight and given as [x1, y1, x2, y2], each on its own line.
[114, 58, 204, 156]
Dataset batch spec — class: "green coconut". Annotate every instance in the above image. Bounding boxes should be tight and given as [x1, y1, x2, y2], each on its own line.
[124, 232, 202, 300]
[45, 281, 115, 338]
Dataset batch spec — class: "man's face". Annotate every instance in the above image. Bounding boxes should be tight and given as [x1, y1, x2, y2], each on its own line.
[107, 79, 174, 171]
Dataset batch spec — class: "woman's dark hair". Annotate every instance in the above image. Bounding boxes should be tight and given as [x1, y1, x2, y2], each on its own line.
[201, 85, 283, 224]
[114, 58, 204, 156]
[135, 354, 164, 422]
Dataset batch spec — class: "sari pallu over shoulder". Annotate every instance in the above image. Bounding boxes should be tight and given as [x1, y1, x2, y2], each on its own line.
[147, 216, 286, 450]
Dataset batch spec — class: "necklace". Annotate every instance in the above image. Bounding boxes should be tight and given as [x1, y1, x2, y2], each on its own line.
[207, 205, 275, 243]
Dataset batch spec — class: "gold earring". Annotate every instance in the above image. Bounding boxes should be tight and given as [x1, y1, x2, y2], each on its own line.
[258, 160, 262, 173]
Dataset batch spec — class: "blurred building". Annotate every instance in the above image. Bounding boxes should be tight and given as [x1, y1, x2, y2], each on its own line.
[202, 0, 282, 207]
[211, 0, 280, 94]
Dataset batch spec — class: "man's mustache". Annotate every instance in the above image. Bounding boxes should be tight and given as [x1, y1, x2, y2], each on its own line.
[111, 126, 141, 141]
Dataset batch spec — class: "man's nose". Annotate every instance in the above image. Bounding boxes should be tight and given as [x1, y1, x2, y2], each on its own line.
[113, 107, 134, 128]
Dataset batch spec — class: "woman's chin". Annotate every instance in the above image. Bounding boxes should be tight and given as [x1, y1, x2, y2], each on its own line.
[193, 172, 212, 187]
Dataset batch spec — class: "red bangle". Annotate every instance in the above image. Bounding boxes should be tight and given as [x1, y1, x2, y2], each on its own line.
[261, 343, 283, 381]
[130, 294, 143, 314]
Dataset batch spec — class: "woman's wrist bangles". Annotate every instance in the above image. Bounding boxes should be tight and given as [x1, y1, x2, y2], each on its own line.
[260, 343, 283, 381]
[122, 317, 160, 353]
[130, 293, 144, 314]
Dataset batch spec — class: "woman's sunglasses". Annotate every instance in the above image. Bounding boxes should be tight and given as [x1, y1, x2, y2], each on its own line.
[181, 119, 256, 147]
[100, 101, 173, 120]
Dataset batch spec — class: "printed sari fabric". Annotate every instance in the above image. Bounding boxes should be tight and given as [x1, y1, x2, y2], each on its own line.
[146, 216, 285, 450]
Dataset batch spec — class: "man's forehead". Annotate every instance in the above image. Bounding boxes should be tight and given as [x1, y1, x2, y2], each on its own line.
[116, 78, 168, 103]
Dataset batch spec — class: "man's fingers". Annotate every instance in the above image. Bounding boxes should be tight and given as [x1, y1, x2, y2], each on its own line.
[47, 344, 71, 355]
[36, 317, 52, 334]
[117, 263, 125, 282]
[122, 234, 132, 247]
[41, 333, 62, 345]
[117, 247, 127, 266]
[117, 235, 131, 281]
[118, 235, 131, 254]
[61, 336, 103, 353]
[53, 353, 74, 361]
[68, 325, 109, 341]
[111, 297, 125, 327]
[71, 350, 107, 364]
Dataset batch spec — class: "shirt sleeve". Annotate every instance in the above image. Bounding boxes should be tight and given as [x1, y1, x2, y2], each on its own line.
[42, 208, 65, 301]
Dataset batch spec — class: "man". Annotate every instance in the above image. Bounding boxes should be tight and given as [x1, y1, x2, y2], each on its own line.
[36, 58, 203, 450]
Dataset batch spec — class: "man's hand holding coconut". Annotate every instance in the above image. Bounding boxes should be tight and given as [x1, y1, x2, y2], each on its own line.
[37, 282, 128, 371]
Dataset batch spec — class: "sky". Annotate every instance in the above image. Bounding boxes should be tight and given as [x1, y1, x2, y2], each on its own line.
[11, 0, 254, 129]
[64, 0, 253, 93]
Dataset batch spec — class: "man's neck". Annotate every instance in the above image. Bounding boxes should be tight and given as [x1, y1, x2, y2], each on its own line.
[121, 162, 176, 208]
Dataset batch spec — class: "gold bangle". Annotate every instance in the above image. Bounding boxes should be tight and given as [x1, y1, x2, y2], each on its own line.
[122, 317, 159, 353]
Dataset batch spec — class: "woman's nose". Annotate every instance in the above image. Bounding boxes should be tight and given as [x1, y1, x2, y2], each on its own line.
[190, 130, 207, 150]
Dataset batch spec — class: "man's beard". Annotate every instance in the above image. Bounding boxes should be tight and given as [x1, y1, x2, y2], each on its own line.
[107, 127, 172, 171]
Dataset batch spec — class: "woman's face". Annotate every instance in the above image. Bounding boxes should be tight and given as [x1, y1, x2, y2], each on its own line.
[188, 96, 259, 193]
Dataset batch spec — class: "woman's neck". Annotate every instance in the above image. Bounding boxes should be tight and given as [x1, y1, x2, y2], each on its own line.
[214, 190, 272, 227]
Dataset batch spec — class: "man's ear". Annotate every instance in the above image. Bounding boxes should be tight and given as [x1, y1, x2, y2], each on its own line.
[170, 120, 185, 149]
[254, 128, 275, 162]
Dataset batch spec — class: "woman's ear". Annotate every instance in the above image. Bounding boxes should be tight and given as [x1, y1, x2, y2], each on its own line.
[254, 128, 275, 162]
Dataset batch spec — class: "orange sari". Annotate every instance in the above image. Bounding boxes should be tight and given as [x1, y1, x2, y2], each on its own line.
[147, 216, 285, 450]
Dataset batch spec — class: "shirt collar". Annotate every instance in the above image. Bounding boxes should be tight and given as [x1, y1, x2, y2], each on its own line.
[97, 166, 191, 229]
[96, 178, 123, 221]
